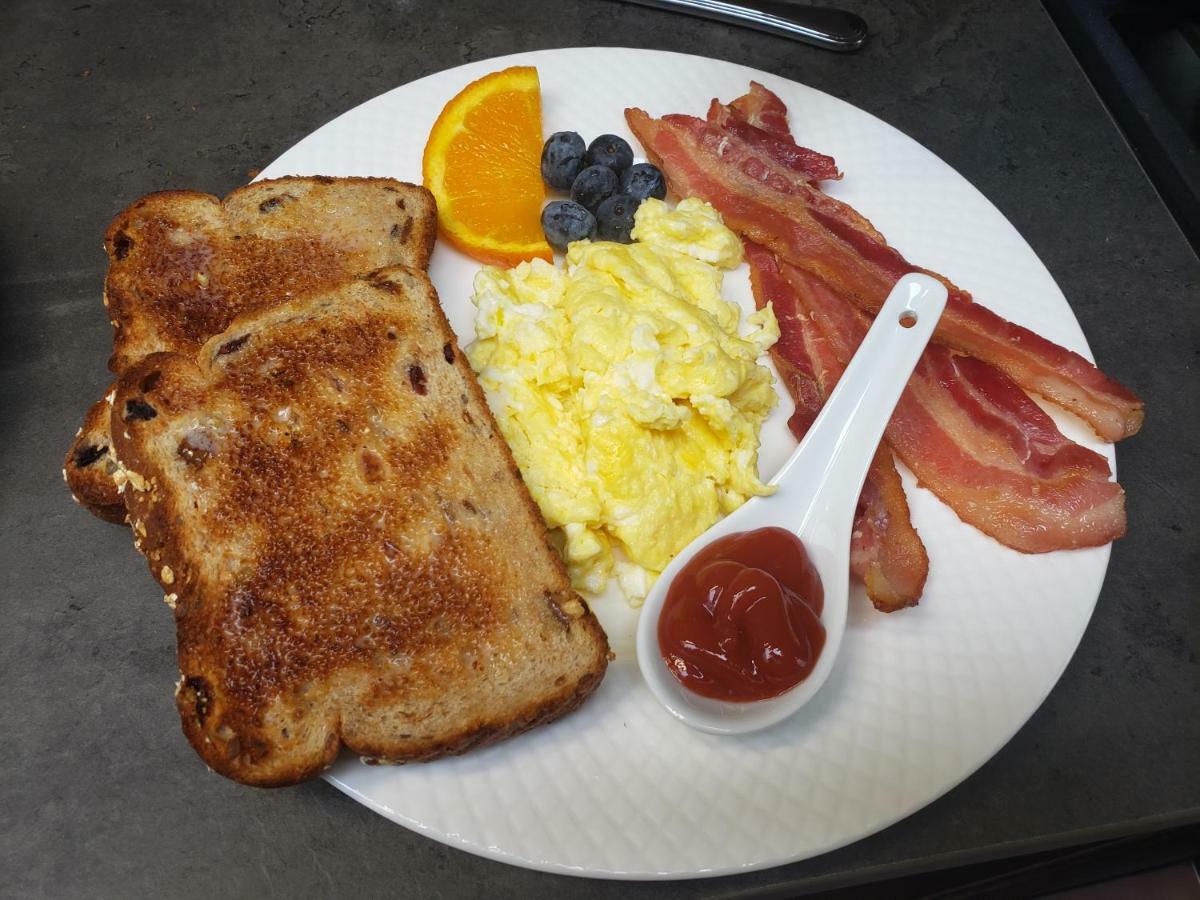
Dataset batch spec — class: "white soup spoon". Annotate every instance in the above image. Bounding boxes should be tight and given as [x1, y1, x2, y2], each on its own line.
[635, 273, 948, 734]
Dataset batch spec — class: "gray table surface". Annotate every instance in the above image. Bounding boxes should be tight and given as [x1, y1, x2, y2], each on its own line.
[3, 0, 1198, 896]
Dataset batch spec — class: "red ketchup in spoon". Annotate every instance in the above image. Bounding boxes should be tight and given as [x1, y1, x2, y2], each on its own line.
[657, 527, 826, 702]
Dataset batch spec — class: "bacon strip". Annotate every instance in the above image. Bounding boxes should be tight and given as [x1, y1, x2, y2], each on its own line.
[624, 107, 1143, 442]
[728, 81, 790, 136]
[780, 261, 1126, 552]
[706, 98, 841, 184]
[747, 241, 927, 610]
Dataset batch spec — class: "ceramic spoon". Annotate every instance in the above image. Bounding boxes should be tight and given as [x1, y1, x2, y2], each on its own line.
[635, 273, 948, 734]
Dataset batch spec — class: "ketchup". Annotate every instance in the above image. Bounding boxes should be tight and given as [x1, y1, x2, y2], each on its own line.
[658, 527, 825, 702]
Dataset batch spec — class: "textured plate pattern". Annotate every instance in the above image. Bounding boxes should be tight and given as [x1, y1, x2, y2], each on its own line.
[258, 49, 1114, 879]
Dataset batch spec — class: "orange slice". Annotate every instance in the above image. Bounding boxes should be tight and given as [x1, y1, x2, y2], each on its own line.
[423, 66, 552, 267]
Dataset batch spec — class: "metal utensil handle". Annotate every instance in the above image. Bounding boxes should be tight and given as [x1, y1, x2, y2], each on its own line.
[620, 0, 868, 52]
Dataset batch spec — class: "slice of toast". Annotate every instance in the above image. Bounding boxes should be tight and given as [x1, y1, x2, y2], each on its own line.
[66, 176, 436, 522]
[66, 392, 127, 523]
[110, 266, 609, 786]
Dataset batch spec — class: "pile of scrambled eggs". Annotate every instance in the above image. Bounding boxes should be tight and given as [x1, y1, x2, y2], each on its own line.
[467, 198, 779, 604]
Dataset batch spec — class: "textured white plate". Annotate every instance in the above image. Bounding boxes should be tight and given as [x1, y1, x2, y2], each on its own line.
[258, 48, 1114, 879]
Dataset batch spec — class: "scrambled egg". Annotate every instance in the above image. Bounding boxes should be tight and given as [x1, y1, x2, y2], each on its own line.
[467, 198, 779, 605]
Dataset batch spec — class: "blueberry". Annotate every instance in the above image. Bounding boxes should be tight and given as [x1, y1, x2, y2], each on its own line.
[541, 200, 596, 252]
[595, 193, 640, 244]
[585, 134, 634, 174]
[541, 132, 586, 191]
[619, 163, 667, 202]
[570, 165, 618, 213]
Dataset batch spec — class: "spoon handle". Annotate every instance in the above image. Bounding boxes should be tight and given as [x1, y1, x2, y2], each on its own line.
[773, 274, 948, 538]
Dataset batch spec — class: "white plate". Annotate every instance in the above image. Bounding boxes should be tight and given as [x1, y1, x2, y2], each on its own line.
[259, 48, 1115, 879]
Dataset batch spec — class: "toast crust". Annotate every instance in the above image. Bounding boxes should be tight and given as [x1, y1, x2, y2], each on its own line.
[111, 267, 609, 786]
[63, 392, 126, 523]
[67, 176, 435, 520]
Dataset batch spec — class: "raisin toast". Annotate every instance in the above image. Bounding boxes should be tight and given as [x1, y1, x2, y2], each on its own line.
[66, 176, 436, 522]
[110, 266, 609, 786]
[68, 392, 127, 523]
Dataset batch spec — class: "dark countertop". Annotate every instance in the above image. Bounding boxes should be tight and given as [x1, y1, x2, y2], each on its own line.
[2, 0, 1197, 895]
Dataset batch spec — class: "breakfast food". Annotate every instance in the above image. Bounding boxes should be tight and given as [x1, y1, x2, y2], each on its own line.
[619, 163, 668, 202]
[68, 392, 129, 523]
[541, 131, 587, 190]
[539, 129, 667, 251]
[422, 66, 552, 266]
[705, 83, 841, 184]
[758, 251, 1126, 551]
[541, 200, 596, 251]
[626, 97, 1144, 443]
[65, 176, 435, 522]
[625, 82, 1139, 606]
[466, 198, 779, 604]
[571, 165, 619, 213]
[595, 194, 639, 243]
[66, 61, 1138, 801]
[585, 134, 635, 173]
[110, 267, 609, 786]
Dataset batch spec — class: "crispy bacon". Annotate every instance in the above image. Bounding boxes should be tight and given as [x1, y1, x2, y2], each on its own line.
[747, 241, 927, 610]
[728, 81, 790, 136]
[706, 98, 842, 184]
[625, 107, 1144, 441]
[779, 261, 1126, 551]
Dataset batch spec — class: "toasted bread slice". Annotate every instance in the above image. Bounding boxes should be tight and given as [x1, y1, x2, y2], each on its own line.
[65, 392, 127, 523]
[104, 176, 436, 369]
[110, 267, 609, 786]
[66, 176, 436, 521]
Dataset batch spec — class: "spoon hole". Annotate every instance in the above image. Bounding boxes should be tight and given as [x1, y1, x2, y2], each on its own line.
[899, 311, 918, 328]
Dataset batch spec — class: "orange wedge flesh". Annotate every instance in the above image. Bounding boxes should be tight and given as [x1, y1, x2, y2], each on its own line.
[423, 66, 552, 266]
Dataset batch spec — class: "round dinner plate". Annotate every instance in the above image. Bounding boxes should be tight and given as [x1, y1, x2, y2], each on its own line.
[258, 48, 1115, 879]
